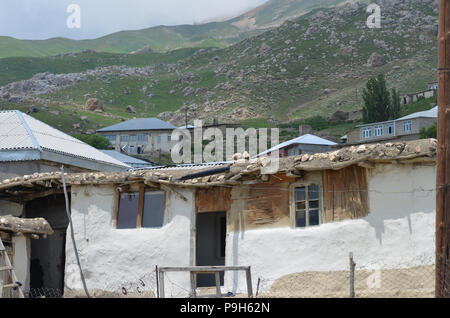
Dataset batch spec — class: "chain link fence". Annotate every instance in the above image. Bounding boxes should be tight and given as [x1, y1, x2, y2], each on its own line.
[254, 253, 438, 298]
[24, 288, 63, 298]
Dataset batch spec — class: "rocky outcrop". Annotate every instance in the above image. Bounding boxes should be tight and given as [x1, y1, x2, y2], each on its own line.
[367, 52, 385, 67]
[85, 98, 104, 112]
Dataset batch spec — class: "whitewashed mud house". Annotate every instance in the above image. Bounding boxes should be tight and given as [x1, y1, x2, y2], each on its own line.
[0, 139, 437, 297]
[0, 110, 131, 181]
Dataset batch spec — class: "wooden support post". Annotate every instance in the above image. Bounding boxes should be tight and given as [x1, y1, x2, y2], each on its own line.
[215, 272, 221, 298]
[349, 252, 356, 298]
[190, 272, 197, 298]
[246, 267, 253, 298]
[437, 0, 450, 298]
[158, 270, 165, 298]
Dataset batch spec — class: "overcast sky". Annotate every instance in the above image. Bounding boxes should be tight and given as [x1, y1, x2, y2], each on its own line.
[0, 0, 267, 40]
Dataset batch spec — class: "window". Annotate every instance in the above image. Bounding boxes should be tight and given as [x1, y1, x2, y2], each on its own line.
[294, 184, 321, 228]
[117, 192, 140, 229]
[104, 135, 116, 144]
[386, 123, 394, 135]
[374, 125, 383, 137]
[130, 135, 137, 142]
[142, 191, 165, 228]
[167, 135, 172, 142]
[362, 127, 372, 139]
[120, 135, 129, 142]
[137, 134, 148, 142]
[157, 136, 162, 143]
[116, 189, 165, 229]
[403, 120, 412, 132]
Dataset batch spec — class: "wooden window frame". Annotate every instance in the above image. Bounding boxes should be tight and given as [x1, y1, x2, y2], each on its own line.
[289, 182, 323, 229]
[115, 185, 166, 229]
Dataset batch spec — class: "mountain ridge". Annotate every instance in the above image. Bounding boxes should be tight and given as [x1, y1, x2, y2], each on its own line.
[0, 0, 352, 59]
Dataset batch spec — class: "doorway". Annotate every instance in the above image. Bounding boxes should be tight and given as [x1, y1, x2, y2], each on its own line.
[26, 195, 69, 297]
[196, 211, 226, 287]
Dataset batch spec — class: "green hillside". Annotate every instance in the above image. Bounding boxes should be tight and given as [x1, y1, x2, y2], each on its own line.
[0, 0, 351, 59]
[0, 0, 438, 140]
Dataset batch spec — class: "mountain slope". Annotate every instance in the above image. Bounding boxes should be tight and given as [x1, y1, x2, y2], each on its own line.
[0, 0, 439, 139]
[0, 0, 351, 59]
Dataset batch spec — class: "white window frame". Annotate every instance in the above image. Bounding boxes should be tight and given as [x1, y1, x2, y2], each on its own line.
[403, 120, 412, 132]
[362, 127, 372, 139]
[290, 182, 323, 229]
[386, 123, 395, 135]
[374, 125, 383, 137]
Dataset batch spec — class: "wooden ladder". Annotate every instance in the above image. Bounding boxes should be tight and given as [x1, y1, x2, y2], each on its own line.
[0, 237, 24, 298]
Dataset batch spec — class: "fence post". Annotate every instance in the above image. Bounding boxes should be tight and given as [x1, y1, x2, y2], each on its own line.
[349, 252, 356, 298]
[158, 270, 165, 298]
[256, 278, 261, 298]
[155, 265, 159, 298]
[246, 267, 253, 298]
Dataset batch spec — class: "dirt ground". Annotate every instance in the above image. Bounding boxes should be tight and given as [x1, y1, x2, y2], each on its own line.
[264, 265, 435, 298]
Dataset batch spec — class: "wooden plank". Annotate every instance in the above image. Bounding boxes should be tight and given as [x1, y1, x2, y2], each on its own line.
[322, 166, 369, 223]
[215, 272, 221, 298]
[158, 270, 165, 298]
[190, 272, 197, 298]
[436, 0, 450, 297]
[196, 187, 231, 213]
[246, 268, 253, 298]
[159, 266, 251, 272]
[136, 186, 145, 228]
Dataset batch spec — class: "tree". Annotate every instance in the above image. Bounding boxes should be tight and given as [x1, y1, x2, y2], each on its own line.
[362, 73, 391, 123]
[73, 134, 112, 149]
[419, 124, 437, 139]
[389, 88, 401, 120]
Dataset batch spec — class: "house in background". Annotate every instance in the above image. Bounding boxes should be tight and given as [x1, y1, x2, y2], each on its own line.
[97, 118, 177, 156]
[0, 110, 130, 181]
[100, 150, 157, 169]
[427, 80, 438, 91]
[256, 134, 337, 158]
[346, 106, 437, 145]
[400, 81, 438, 106]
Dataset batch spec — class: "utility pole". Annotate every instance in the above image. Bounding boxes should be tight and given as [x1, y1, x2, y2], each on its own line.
[436, 0, 450, 298]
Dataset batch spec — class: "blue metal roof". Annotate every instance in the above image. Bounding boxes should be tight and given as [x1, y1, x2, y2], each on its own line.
[255, 134, 337, 157]
[97, 118, 177, 132]
[100, 150, 155, 168]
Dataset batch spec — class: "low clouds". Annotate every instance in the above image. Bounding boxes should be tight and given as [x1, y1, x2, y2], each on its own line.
[0, 0, 267, 40]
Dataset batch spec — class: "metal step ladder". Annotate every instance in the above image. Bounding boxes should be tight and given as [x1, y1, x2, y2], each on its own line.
[0, 237, 24, 298]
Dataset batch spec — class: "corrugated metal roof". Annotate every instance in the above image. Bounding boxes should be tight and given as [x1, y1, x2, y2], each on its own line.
[256, 134, 337, 157]
[131, 161, 232, 172]
[397, 106, 438, 121]
[100, 150, 155, 167]
[97, 118, 177, 132]
[0, 110, 130, 169]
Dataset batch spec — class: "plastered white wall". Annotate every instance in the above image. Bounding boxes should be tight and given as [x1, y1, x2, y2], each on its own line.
[223, 164, 436, 294]
[64, 185, 196, 297]
[12, 235, 30, 291]
[64, 164, 436, 297]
